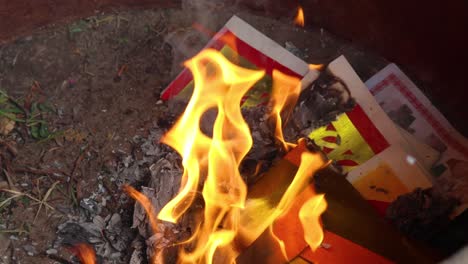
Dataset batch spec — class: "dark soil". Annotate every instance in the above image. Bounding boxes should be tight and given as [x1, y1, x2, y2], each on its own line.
[0, 6, 388, 264]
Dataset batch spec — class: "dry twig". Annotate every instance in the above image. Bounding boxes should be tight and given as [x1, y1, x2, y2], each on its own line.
[2, 169, 14, 189]
[0, 183, 59, 223]
[33, 181, 60, 223]
[13, 167, 69, 181]
[70, 146, 89, 180]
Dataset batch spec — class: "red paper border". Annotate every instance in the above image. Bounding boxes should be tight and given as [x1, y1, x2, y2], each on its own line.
[347, 104, 390, 155]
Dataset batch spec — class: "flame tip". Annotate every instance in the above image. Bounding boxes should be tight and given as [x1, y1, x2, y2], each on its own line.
[294, 6, 305, 27]
[309, 64, 324, 71]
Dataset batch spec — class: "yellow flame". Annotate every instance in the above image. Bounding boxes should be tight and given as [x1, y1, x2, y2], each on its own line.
[72, 244, 96, 264]
[269, 225, 288, 260]
[294, 6, 305, 27]
[299, 194, 327, 251]
[270, 70, 301, 151]
[158, 48, 265, 263]
[125, 47, 327, 263]
[238, 150, 326, 249]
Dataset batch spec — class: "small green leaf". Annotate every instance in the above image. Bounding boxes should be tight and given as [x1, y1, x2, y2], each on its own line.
[70, 27, 84, 34]
[38, 103, 55, 113]
[37, 130, 64, 143]
[30, 102, 38, 114]
[2, 106, 23, 114]
[0, 89, 8, 98]
[39, 123, 49, 138]
[20, 196, 30, 207]
[0, 96, 8, 105]
[30, 125, 40, 139]
[0, 111, 24, 122]
[118, 37, 129, 45]
[69, 20, 88, 34]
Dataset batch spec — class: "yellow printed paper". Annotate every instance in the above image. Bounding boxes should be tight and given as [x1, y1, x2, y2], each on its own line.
[309, 113, 375, 173]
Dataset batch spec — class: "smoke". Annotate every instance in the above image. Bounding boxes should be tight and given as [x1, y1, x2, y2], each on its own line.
[162, 0, 300, 87]
[164, 0, 243, 78]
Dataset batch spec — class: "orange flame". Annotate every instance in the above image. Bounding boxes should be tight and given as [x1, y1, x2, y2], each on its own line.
[270, 70, 301, 151]
[123, 185, 159, 233]
[124, 47, 327, 263]
[299, 194, 327, 251]
[72, 244, 96, 264]
[294, 6, 305, 27]
[309, 64, 324, 71]
[237, 150, 327, 251]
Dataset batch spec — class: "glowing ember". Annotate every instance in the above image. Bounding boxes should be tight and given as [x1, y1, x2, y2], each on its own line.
[71, 244, 96, 264]
[126, 46, 327, 263]
[294, 6, 305, 27]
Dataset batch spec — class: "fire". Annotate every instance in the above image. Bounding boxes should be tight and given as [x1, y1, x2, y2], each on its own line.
[71, 244, 96, 264]
[309, 64, 324, 71]
[269, 70, 301, 151]
[123, 184, 159, 233]
[294, 6, 305, 27]
[158, 49, 264, 263]
[299, 194, 327, 251]
[127, 47, 327, 263]
[237, 149, 327, 254]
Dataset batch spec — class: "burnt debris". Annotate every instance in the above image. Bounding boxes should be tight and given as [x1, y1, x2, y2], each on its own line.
[386, 188, 458, 241]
